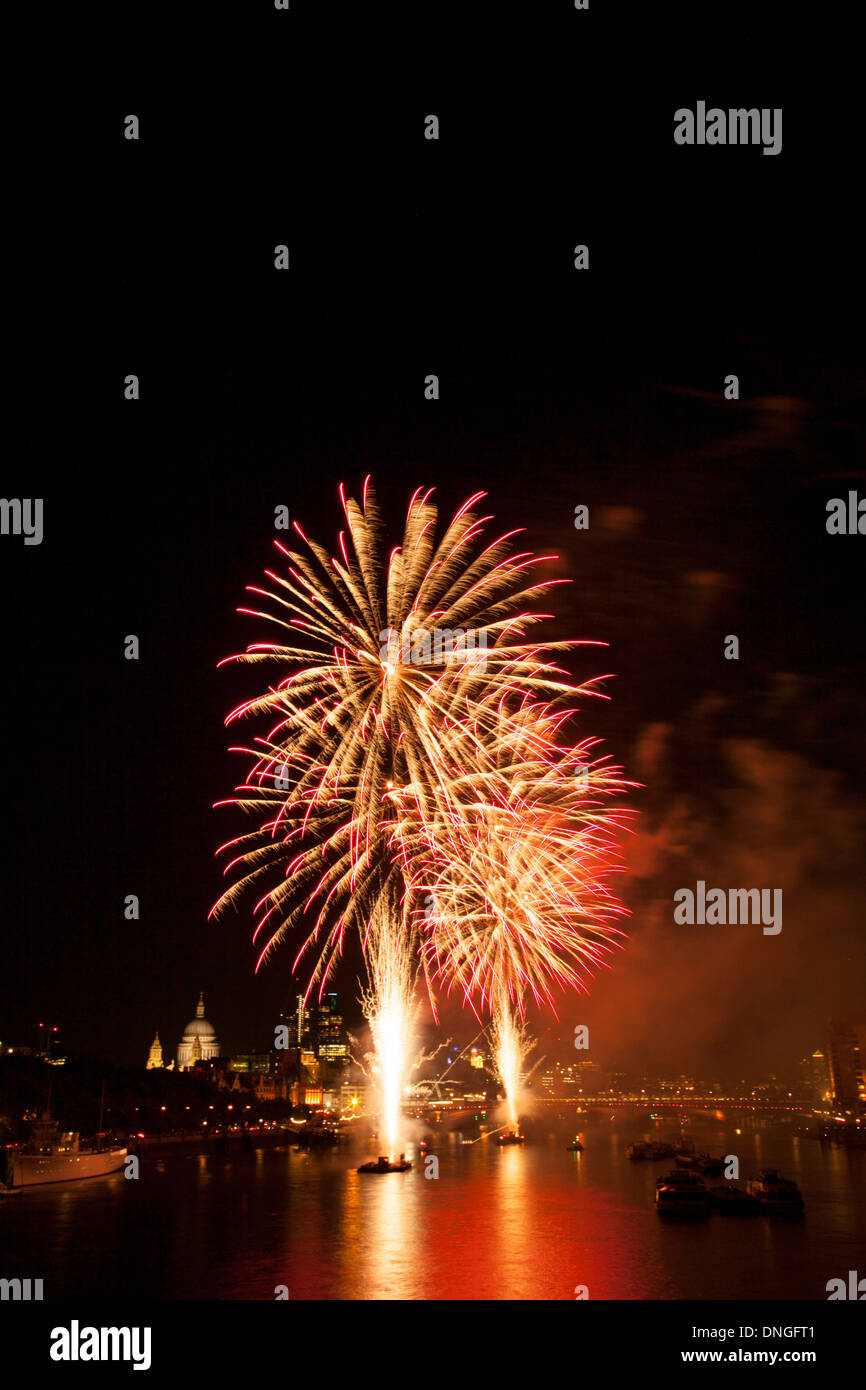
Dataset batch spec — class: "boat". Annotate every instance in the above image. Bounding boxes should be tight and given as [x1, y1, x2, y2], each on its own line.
[745, 1169, 804, 1214]
[295, 1126, 339, 1149]
[655, 1171, 710, 1215]
[671, 1137, 696, 1156]
[656, 1169, 707, 1190]
[496, 1131, 525, 1146]
[567, 1138, 584, 1151]
[627, 1140, 675, 1160]
[708, 1184, 760, 1214]
[694, 1153, 726, 1176]
[1, 1116, 126, 1189]
[357, 1155, 412, 1173]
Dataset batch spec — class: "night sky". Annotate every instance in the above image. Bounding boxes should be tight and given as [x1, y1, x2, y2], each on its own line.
[3, 6, 863, 1075]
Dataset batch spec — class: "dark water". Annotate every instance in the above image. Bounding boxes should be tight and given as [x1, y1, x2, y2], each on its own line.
[2, 1115, 863, 1300]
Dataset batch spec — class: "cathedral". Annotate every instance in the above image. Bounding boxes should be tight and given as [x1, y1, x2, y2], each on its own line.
[145, 992, 220, 1071]
[176, 992, 220, 1068]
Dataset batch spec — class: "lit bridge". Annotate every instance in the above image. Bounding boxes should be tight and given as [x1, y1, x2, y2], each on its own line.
[405, 1096, 808, 1119]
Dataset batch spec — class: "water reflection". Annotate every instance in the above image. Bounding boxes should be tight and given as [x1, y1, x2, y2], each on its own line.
[3, 1117, 863, 1301]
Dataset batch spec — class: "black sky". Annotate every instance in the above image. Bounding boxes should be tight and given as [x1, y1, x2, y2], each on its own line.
[3, 5, 863, 1074]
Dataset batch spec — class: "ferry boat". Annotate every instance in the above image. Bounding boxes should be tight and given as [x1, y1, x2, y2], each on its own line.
[745, 1169, 804, 1214]
[1, 1117, 126, 1189]
[655, 1171, 710, 1216]
[357, 1154, 412, 1173]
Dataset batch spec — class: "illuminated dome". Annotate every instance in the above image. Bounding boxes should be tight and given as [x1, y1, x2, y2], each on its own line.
[177, 992, 220, 1068]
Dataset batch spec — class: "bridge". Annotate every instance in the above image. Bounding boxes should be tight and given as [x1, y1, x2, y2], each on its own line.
[405, 1096, 808, 1119]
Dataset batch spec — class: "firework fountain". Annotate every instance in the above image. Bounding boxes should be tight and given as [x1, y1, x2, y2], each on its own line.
[359, 887, 421, 1158]
[491, 996, 533, 1132]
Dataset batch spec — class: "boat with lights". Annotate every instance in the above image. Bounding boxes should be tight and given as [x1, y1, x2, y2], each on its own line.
[655, 1171, 710, 1215]
[357, 1154, 412, 1173]
[1, 1117, 126, 1189]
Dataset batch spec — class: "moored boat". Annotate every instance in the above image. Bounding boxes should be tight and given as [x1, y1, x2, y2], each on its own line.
[1, 1117, 126, 1189]
[671, 1137, 695, 1156]
[745, 1169, 804, 1214]
[694, 1153, 727, 1176]
[627, 1140, 675, 1160]
[655, 1171, 710, 1215]
[656, 1168, 707, 1190]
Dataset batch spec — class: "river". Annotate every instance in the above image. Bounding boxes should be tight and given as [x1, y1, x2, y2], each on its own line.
[2, 1112, 863, 1300]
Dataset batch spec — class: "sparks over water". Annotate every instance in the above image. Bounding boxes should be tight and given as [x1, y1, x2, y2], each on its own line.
[213, 480, 632, 1157]
[492, 996, 532, 1131]
[360, 891, 419, 1158]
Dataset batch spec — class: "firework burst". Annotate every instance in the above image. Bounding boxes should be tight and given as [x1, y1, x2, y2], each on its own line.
[213, 480, 632, 1155]
[212, 480, 605, 986]
[400, 744, 633, 1017]
[397, 735, 634, 1130]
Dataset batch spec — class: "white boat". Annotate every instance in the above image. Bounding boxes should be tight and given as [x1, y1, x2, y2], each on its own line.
[1, 1117, 127, 1189]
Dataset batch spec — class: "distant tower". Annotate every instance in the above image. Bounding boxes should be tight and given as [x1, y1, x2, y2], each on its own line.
[803, 1048, 829, 1104]
[177, 991, 220, 1069]
[828, 1020, 866, 1111]
[146, 1031, 164, 1070]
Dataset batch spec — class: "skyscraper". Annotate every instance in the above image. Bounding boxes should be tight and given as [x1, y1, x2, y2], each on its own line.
[315, 993, 349, 1061]
[799, 1048, 829, 1104]
[828, 1021, 866, 1111]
